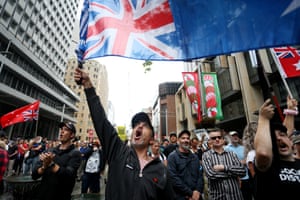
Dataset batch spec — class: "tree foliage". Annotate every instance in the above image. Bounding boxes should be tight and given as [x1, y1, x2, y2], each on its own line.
[142, 60, 152, 73]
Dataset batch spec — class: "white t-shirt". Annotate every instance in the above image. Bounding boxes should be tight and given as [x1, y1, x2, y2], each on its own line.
[246, 149, 255, 168]
[85, 150, 100, 173]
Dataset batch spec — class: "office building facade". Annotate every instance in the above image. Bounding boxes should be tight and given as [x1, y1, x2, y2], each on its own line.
[65, 58, 109, 141]
[0, 0, 80, 139]
[176, 49, 300, 134]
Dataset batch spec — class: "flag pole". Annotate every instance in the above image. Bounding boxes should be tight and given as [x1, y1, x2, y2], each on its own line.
[34, 101, 40, 137]
[34, 116, 39, 137]
[270, 48, 293, 99]
[197, 61, 206, 119]
[257, 61, 285, 122]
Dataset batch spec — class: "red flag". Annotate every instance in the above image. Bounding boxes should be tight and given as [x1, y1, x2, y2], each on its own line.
[272, 46, 300, 78]
[182, 72, 202, 122]
[0, 101, 40, 128]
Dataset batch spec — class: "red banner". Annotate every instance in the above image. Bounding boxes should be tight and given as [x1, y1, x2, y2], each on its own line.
[272, 46, 300, 78]
[182, 72, 202, 122]
[0, 101, 40, 128]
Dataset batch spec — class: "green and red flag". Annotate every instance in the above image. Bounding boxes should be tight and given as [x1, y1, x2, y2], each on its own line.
[182, 72, 202, 122]
[201, 73, 223, 120]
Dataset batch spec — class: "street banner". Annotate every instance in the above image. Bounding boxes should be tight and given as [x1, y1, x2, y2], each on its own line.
[201, 73, 223, 120]
[182, 72, 202, 122]
[0, 101, 40, 128]
[272, 46, 300, 78]
[77, 0, 300, 61]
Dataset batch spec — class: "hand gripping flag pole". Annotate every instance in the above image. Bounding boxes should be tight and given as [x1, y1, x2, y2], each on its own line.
[75, 0, 89, 85]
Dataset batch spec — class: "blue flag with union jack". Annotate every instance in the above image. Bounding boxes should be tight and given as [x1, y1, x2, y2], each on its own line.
[76, 0, 300, 61]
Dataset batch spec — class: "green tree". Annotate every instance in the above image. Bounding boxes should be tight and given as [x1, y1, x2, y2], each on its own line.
[142, 60, 152, 73]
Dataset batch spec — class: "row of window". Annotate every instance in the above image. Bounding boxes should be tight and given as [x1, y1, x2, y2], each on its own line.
[0, 67, 59, 108]
[0, 0, 78, 77]
[1, 47, 77, 106]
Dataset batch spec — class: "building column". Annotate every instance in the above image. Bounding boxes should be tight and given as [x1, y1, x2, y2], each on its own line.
[233, 53, 264, 123]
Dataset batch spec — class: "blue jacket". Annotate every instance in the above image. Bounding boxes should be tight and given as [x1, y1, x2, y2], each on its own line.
[168, 148, 204, 200]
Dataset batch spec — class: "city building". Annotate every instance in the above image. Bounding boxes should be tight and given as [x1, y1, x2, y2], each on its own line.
[175, 49, 300, 134]
[152, 82, 181, 140]
[65, 58, 108, 141]
[0, 0, 80, 139]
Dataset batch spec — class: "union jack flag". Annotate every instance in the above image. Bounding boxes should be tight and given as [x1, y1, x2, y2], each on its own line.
[22, 109, 39, 121]
[0, 101, 40, 128]
[77, 0, 179, 61]
[272, 46, 300, 78]
[77, 0, 300, 61]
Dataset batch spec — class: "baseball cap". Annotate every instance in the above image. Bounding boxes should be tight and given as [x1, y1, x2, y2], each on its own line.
[131, 112, 154, 136]
[229, 131, 239, 136]
[169, 132, 177, 137]
[0, 130, 6, 137]
[59, 122, 76, 134]
[178, 130, 191, 138]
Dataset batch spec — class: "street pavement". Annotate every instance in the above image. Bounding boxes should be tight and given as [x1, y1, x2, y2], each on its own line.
[71, 177, 106, 200]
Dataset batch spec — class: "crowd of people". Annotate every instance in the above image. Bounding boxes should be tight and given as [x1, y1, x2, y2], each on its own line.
[0, 122, 106, 199]
[74, 67, 299, 200]
[0, 67, 298, 200]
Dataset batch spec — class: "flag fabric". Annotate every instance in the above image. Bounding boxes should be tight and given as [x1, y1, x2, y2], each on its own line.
[0, 101, 40, 129]
[77, 0, 300, 61]
[201, 73, 223, 120]
[272, 46, 300, 78]
[182, 72, 202, 122]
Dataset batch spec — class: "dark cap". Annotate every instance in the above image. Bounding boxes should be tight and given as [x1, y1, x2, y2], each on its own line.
[59, 122, 76, 134]
[169, 132, 177, 137]
[131, 112, 154, 136]
[0, 130, 6, 137]
[178, 130, 191, 138]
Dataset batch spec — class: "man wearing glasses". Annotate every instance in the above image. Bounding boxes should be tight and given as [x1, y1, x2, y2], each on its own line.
[202, 128, 246, 200]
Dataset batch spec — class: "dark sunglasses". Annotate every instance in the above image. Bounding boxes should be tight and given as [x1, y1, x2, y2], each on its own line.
[210, 136, 223, 140]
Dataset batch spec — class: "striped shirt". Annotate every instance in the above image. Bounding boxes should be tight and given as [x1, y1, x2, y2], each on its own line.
[202, 148, 246, 200]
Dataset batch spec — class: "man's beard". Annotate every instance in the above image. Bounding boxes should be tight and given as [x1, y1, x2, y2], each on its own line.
[181, 144, 190, 151]
[131, 138, 146, 149]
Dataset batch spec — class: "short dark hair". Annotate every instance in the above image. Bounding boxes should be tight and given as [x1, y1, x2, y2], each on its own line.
[169, 132, 177, 137]
[163, 138, 169, 142]
[271, 122, 287, 133]
[207, 127, 221, 133]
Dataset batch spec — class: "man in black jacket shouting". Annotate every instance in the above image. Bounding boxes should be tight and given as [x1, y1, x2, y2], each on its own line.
[74, 67, 175, 200]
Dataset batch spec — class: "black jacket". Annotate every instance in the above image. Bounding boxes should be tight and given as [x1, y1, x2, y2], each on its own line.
[85, 87, 175, 200]
[167, 149, 204, 200]
[31, 144, 81, 200]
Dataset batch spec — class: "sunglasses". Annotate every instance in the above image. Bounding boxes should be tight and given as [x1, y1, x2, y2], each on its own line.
[210, 136, 223, 140]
